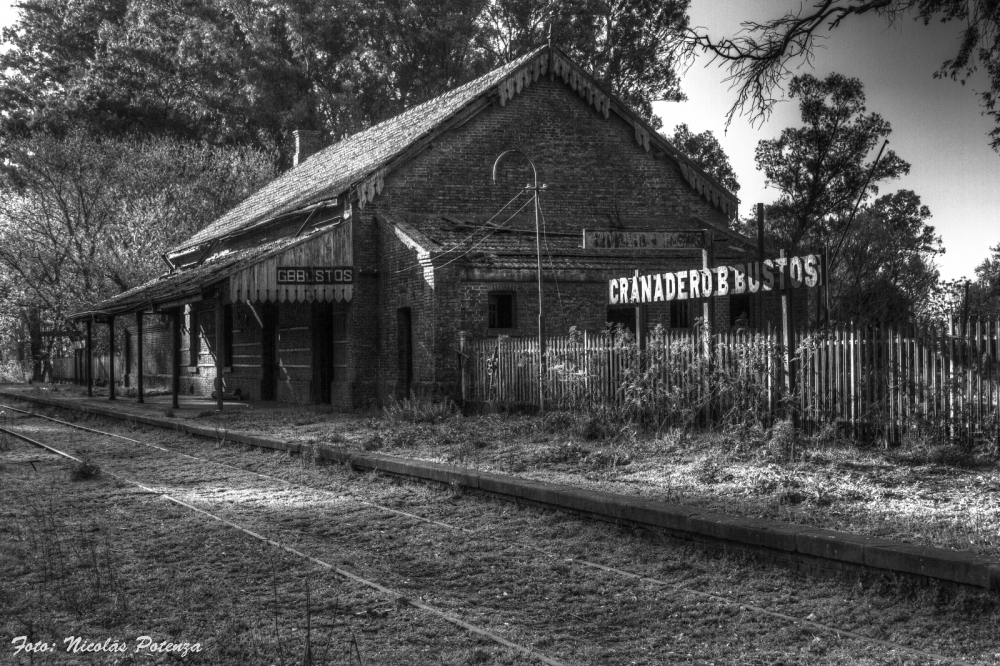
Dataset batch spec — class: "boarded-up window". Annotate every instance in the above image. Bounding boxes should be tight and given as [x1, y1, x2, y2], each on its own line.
[670, 300, 692, 329]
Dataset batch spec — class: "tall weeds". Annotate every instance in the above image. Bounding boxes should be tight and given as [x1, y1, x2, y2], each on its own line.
[546, 323, 780, 435]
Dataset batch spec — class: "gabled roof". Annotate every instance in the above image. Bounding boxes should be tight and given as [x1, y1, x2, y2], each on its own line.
[170, 44, 739, 258]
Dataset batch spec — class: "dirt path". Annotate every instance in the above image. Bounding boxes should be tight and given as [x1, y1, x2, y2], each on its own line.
[2, 406, 998, 665]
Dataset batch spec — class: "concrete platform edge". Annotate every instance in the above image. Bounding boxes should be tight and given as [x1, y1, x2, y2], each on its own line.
[4, 389, 997, 592]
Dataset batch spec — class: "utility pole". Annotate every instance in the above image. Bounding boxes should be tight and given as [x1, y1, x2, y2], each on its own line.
[493, 150, 547, 412]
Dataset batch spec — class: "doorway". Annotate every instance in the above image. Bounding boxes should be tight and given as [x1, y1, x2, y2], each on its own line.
[311, 302, 334, 404]
[260, 302, 278, 400]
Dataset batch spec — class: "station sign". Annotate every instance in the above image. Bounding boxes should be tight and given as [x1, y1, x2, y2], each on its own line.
[584, 230, 703, 250]
[608, 254, 823, 305]
[276, 266, 353, 285]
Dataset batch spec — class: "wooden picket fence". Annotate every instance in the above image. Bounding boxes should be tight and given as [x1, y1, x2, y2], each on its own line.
[49, 355, 126, 384]
[461, 319, 1000, 444]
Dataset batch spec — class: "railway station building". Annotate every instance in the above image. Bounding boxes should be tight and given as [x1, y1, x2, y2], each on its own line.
[72, 43, 771, 408]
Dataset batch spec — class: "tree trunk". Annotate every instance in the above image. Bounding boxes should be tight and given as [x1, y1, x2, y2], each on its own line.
[25, 308, 44, 382]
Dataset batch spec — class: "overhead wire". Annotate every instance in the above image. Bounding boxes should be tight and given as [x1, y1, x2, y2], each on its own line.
[431, 197, 535, 272]
[392, 189, 529, 274]
[536, 196, 565, 314]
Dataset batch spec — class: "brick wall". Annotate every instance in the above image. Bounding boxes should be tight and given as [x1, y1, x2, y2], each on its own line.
[371, 78, 728, 230]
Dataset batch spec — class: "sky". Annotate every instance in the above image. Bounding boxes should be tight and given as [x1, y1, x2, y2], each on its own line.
[658, 0, 1000, 283]
[0, 1, 995, 281]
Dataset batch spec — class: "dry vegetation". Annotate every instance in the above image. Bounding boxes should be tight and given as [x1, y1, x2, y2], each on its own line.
[168, 397, 1000, 560]
[3, 410, 1000, 664]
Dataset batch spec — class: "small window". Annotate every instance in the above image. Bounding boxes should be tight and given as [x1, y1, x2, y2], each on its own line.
[670, 300, 692, 329]
[224, 304, 234, 367]
[606, 307, 636, 335]
[730, 293, 753, 328]
[488, 292, 516, 329]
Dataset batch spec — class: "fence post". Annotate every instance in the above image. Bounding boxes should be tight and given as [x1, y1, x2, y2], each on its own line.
[703, 234, 715, 424]
[458, 331, 471, 405]
[780, 249, 797, 426]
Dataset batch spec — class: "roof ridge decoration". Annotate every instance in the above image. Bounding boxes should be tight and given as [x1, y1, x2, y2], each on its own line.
[495, 47, 730, 216]
[356, 167, 386, 210]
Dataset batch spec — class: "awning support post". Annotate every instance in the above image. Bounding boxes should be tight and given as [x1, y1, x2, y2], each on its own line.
[108, 316, 116, 401]
[136, 312, 144, 404]
[215, 297, 224, 412]
[86, 319, 93, 398]
[172, 308, 181, 409]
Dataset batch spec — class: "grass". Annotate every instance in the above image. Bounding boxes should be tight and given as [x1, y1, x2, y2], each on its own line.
[4, 384, 999, 558]
[2, 412, 999, 664]
[0, 432, 517, 665]
[149, 400, 1000, 560]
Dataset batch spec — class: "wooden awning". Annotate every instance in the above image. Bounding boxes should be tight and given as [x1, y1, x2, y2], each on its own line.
[228, 221, 353, 304]
[69, 224, 353, 320]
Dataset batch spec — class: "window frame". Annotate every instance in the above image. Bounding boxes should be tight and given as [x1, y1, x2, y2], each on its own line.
[670, 299, 693, 329]
[487, 291, 517, 332]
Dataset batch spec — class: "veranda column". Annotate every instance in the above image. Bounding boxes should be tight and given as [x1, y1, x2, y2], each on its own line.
[108, 316, 116, 400]
[215, 298, 224, 412]
[172, 308, 181, 409]
[86, 319, 93, 398]
[136, 312, 144, 404]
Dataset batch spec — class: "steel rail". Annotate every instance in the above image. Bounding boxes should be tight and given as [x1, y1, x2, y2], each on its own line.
[0, 421, 567, 666]
[1, 403, 976, 666]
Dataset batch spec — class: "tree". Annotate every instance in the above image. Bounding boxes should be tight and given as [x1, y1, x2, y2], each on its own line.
[686, 0, 1000, 151]
[0, 0, 692, 155]
[667, 123, 740, 192]
[830, 190, 943, 326]
[756, 73, 909, 252]
[955, 244, 1000, 319]
[0, 132, 276, 377]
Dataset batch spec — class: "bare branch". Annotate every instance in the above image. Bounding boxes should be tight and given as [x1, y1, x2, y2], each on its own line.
[684, 0, 918, 129]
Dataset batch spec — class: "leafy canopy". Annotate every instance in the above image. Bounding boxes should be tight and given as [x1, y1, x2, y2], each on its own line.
[756, 72, 908, 252]
[0, 0, 692, 156]
[667, 123, 740, 193]
[831, 190, 942, 326]
[0, 133, 276, 324]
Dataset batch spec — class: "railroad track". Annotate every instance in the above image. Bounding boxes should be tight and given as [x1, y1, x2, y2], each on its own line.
[0, 401, 989, 665]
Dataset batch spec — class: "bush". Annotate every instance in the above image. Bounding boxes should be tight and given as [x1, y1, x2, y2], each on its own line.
[70, 459, 101, 481]
[0, 360, 30, 383]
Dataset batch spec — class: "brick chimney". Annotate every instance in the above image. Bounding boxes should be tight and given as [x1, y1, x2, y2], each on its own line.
[293, 130, 322, 167]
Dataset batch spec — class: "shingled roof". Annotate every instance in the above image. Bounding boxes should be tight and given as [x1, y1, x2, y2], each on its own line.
[170, 48, 549, 256]
[170, 44, 739, 258]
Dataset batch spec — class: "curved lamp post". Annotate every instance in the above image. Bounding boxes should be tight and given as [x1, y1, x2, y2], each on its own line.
[492, 150, 546, 412]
